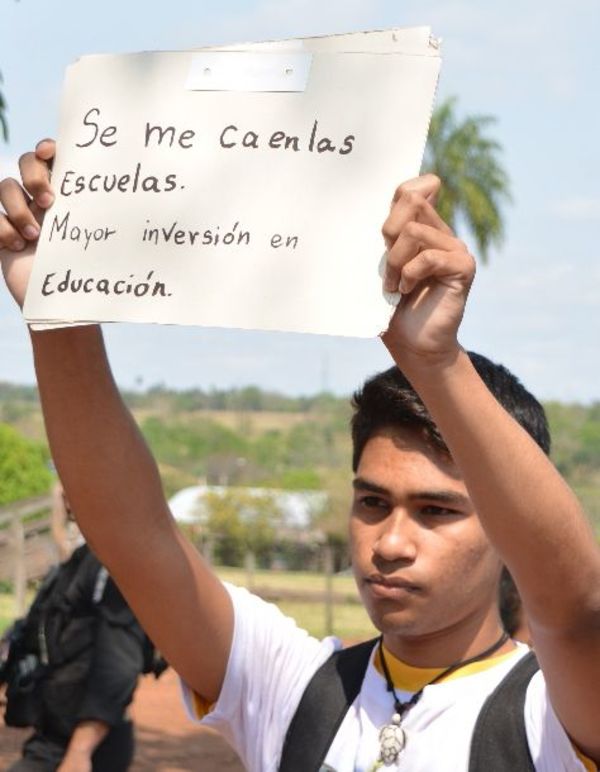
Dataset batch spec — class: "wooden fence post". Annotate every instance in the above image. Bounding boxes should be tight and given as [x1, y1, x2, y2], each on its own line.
[202, 535, 215, 565]
[12, 511, 27, 617]
[0, 494, 54, 617]
[323, 543, 334, 636]
[244, 549, 256, 590]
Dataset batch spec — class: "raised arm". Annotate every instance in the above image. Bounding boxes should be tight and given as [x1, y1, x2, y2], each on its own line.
[0, 142, 232, 701]
[381, 175, 600, 762]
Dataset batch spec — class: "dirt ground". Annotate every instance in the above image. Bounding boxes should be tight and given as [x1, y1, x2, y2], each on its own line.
[0, 668, 245, 771]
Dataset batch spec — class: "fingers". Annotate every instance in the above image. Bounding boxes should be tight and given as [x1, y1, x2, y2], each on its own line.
[382, 178, 454, 292]
[391, 173, 441, 205]
[0, 139, 55, 250]
[383, 187, 450, 247]
[389, 222, 462, 292]
[19, 147, 55, 208]
[0, 178, 38, 249]
[35, 138, 56, 162]
[385, 218, 456, 290]
[0, 211, 27, 251]
[399, 244, 475, 295]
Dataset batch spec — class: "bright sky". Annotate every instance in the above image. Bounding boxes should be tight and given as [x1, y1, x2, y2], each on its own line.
[0, 1, 598, 400]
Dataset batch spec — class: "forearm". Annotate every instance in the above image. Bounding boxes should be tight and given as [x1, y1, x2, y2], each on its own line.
[399, 348, 600, 630]
[63, 720, 109, 759]
[31, 325, 169, 567]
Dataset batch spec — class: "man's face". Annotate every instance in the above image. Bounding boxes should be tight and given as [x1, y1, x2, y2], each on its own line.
[350, 427, 502, 644]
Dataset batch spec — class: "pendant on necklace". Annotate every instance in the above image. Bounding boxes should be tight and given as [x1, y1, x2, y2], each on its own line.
[378, 712, 407, 766]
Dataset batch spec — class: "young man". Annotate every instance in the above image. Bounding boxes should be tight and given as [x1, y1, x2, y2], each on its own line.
[1, 140, 599, 771]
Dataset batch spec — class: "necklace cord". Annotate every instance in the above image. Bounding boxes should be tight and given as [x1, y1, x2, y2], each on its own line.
[378, 630, 510, 715]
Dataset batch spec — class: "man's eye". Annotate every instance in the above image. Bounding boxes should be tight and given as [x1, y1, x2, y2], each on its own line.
[359, 495, 387, 510]
[421, 505, 458, 517]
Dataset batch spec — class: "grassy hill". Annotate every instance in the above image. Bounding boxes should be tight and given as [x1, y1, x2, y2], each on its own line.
[1, 381, 599, 531]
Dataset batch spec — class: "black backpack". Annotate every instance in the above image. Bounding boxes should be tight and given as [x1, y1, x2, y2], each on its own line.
[279, 639, 539, 772]
[1, 554, 167, 728]
[0, 565, 61, 727]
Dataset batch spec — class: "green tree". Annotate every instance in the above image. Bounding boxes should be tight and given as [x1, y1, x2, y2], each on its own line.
[203, 489, 280, 566]
[423, 97, 511, 262]
[141, 416, 247, 476]
[314, 468, 351, 570]
[0, 423, 52, 505]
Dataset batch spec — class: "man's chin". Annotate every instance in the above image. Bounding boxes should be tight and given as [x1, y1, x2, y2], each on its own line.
[363, 597, 422, 637]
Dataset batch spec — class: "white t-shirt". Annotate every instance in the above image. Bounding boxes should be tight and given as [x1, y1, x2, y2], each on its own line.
[182, 583, 593, 772]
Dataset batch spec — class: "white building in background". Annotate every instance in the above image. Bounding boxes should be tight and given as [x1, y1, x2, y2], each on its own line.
[168, 485, 327, 543]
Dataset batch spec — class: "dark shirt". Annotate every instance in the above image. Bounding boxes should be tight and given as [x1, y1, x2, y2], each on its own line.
[21, 544, 145, 741]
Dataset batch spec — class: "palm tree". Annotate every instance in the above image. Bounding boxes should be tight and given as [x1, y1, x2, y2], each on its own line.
[423, 97, 511, 263]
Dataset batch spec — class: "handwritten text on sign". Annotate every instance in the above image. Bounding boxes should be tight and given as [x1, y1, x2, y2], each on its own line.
[25, 34, 441, 337]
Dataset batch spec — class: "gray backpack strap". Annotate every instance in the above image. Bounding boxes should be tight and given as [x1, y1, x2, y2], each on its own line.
[92, 565, 109, 603]
[469, 651, 539, 772]
[278, 638, 378, 772]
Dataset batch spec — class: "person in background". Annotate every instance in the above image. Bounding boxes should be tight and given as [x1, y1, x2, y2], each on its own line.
[4, 482, 150, 772]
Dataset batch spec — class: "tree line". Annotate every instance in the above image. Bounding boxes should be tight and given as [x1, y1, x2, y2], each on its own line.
[1, 383, 599, 528]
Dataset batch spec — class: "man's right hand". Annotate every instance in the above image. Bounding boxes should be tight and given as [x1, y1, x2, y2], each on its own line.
[0, 139, 56, 308]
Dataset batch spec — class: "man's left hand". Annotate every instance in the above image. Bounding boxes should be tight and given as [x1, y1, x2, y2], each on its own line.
[381, 174, 476, 370]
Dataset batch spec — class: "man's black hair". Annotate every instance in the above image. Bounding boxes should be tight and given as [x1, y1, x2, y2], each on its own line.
[499, 568, 524, 638]
[351, 351, 550, 471]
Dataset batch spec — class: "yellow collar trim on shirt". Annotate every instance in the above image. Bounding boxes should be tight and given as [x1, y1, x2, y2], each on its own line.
[374, 645, 598, 771]
[374, 644, 519, 692]
[575, 747, 598, 772]
[192, 691, 215, 719]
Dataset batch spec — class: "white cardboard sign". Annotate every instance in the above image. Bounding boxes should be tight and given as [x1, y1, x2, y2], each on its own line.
[24, 28, 441, 337]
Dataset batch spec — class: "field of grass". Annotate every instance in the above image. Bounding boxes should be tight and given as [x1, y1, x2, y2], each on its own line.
[275, 600, 377, 642]
[216, 566, 359, 594]
[215, 566, 377, 642]
[130, 408, 308, 436]
[0, 569, 377, 642]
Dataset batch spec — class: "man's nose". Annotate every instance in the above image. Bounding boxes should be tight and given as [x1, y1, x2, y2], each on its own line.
[372, 507, 418, 564]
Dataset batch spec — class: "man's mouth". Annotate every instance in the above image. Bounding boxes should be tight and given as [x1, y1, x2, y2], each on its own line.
[364, 574, 421, 598]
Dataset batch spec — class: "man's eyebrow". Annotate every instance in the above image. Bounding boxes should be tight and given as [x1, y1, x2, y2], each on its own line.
[352, 479, 471, 508]
[352, 478, 390, 496]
